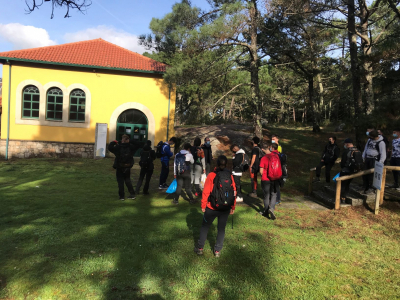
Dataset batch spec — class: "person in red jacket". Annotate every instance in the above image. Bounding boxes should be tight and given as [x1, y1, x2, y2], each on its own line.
[259, 142, 281, 220]
[194, 155, 236, 258]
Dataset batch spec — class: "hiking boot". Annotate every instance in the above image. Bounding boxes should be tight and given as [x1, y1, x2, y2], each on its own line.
[127, 194, 136, 200]
[214, 250, 221, 258]
[259, 210, 268, 218]
[268, 209, 276, 220]
[194, 247, 203, 255]
[236, 196, 243, 203]
[248, 192, 258, 198]
[172, 199, 179, 205]
[313, 177, 321, 183]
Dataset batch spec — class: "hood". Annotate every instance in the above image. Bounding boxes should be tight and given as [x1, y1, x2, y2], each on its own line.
[180, 150, 190, 154]
[236, 149, 245, 154]
[142, 144, 151, 151]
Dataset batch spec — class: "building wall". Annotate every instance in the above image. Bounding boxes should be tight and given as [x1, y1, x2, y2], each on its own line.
[0, 64, 175, 149]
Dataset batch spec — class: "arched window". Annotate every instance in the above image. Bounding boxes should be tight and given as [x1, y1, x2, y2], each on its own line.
[117, 109, 148, 124]
[69, 89, 86, 122]
[46, 88, 63, 120]
[22, 85, 40, 119]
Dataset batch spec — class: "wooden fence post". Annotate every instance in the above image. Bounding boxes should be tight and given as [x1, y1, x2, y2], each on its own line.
[335, 180, 341, 210]
[375, 189, 381, 215]
[380, 168, 387, 205]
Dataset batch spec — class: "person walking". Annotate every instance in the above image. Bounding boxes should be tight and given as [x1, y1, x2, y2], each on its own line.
[231, 144, 245, 202]
[159, 137, 177, 189]
[202, 137, 213, 175]
[194, 155, 236, 257]
[249, 136, 262, 198]
[314, 136, 340, 183]
[271, 134, 283, 153]
[191, 137, 206, 197]
[362, 130, 386, 193]
[108, 134, 140, 201]
[173, 143, 195, 205]
[259, 142, 282, 220]
[135, 140, 156, 195]
[339, 139, 363, 203]
[390, 129, 400, 189]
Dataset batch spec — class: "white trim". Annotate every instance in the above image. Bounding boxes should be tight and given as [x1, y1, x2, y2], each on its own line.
[15, 80, 91, 128]
[109, 102, 155, 146]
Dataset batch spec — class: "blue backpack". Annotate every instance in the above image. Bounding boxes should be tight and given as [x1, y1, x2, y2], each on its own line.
[175, 152, 189, 174]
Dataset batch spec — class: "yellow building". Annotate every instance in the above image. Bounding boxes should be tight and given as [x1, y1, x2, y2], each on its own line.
[0, 39, 175, 158]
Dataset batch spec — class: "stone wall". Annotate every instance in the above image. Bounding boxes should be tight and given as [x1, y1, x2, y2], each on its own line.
[0, 139, 95, 159]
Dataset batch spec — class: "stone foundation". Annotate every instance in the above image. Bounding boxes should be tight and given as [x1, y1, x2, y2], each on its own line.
[0, 139, 95, 159]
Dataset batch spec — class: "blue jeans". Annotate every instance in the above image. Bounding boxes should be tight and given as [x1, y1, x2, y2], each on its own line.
[159, 161, 169, 185]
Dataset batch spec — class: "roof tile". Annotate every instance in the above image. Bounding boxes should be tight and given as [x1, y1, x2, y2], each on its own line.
[0, 38, 166, 73]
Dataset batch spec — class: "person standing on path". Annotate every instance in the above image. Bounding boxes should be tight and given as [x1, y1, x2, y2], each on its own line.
[173, 143, 195, 205]
[108, 134, 140, 201]
[202, 137, 213, 175]
[259, 142, 282, 220]
[191, 137, 206, 197]
[390, 129, 400, 189]
[231, 144, 245, 202]
[271, 135, 283, 153]
[314, 136, 340, 183]
[136, 140, 156, 195]
[194, 155, 236, 257]
[249, 136, 262, 198]
[159, 137, 177, 189]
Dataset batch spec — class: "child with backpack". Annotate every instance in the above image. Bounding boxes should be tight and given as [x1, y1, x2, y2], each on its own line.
[157, 137, 177, 189]
[231, 144, 248, 202]
[194, 155, 236, 257]
[108, 134, 140, 201]
[191, 137, 206, 197]
[135, 140, 157, 195]
[340, 138, 363, 203]
[173, 143, 195, 205]
[259, 142, 282, 220]
[249, 136, 263, 198]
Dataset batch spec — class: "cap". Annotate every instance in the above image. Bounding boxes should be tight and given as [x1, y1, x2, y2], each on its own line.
[344, 138, 353, 144]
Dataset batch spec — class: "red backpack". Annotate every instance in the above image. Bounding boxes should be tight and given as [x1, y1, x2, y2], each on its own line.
[267, 152, 282, 181]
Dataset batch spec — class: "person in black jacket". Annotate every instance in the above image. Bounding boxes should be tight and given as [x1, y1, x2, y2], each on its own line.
[201, 137, 213, 175]
[108, 134, 140, 201]
[314, 136, 340, 183]
[136, 140, 157, 195]
[231, 144, 245, 202]
[339, 138, 359, 203]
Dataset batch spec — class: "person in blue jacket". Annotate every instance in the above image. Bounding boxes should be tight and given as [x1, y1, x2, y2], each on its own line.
[159, 137, 177, 189]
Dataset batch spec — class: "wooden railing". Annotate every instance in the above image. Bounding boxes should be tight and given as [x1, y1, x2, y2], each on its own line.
[309, 165, 400, 215]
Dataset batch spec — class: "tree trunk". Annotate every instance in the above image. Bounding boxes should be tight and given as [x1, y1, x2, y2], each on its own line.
[228, 96, 235, 119]
[309, 77, 320, 132]
[223, 99, 226, 120]
[293, 106, 296, 122]
[348, 0, 364, 149]
[359, 0, 374, 114]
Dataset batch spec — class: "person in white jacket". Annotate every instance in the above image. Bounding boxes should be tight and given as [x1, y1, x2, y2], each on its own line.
[173, 143, 195, 205]
[231, 144, 245, 202]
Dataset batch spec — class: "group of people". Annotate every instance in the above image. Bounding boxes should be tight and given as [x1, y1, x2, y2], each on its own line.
[109, 133, 287, 257]
[314, 128, 400, 203]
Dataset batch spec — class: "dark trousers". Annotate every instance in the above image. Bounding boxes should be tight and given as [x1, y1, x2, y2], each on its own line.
[340, 171, 353, 199]
[198, 207, 230, 252]
[175, 171, 194, 201]
[159, 161, 169, 185]
[391, 157, 400, 185]
[363, 158, 376, 189]
[316, 161, 334, 183]
[261, 180, 279, 212]
[205, 163, 211, 176]
[136, 167, 153, 193]
[233, 175, 242, 197]
[116, 168, 135, 198]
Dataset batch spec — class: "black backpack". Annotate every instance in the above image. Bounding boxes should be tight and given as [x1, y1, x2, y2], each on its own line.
[208, 170, 235, 211]
[139, 150, 152, 169]
[240, 153, 250, 172]
[156, 141, 164, 158]
[346, 149, 364, 172]
[278, 152, 288, 178]
[118, 145, 134, 169]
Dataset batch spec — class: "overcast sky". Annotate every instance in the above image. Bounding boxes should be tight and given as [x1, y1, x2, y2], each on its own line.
[0, 0, 210, 75]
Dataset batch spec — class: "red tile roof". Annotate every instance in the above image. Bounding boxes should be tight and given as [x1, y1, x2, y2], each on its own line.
[0, 39, 166, 73]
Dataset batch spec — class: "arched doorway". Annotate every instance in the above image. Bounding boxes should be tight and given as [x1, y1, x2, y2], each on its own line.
[116, 109, 148, 156]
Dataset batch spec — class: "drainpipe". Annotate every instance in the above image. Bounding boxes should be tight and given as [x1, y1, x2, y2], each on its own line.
[166, 86, 171, 141]
[5, 60, 11, 160]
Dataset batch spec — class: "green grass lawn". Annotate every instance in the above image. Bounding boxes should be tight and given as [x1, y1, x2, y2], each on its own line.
[1, 126, 400, 299]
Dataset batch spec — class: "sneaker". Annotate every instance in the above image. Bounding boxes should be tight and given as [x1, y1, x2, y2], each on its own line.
[194, 247, 203, 255]
[248, 192, 258, 198]
[119, 198, 125, 201]
[259, 210, 268, 218]
[172, 199, 179, 205]
[268, 209, 276, 220]
[214, 250, 221, 258]
[276, 200, 281, 205]
[159, 185, 164, 190]
[127, 194, 136, 200]
[340, 198, 346, 204]
[162, 183, 169, 189]
[236, 197, 243, 203]
[313, 177, 321, 183]
[389, 184, 400, 189]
